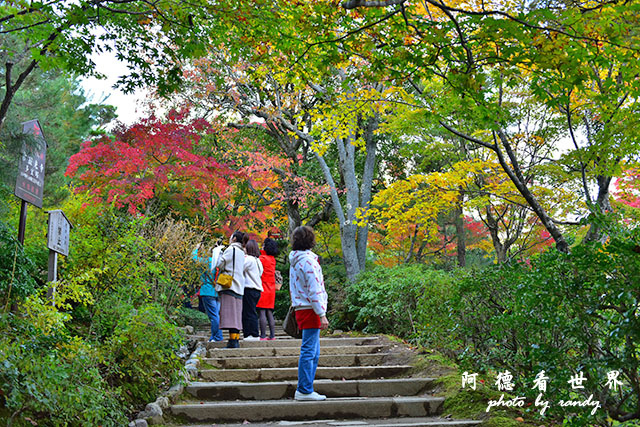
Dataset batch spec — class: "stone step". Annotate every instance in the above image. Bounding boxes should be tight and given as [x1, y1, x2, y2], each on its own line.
[203, 353, 388, 369]
[186, 378, 437, 400]
[194, 331, 292, 339]
[180, 418, 481, 427]
[208, 344, 387, 358]
[171, 396, 445, 423]
[205, 336, 380, 349]
[187, 332, 295, 341]
[199, 365, 413, 382]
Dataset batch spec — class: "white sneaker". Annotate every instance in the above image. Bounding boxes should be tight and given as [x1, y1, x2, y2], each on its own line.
[294, 390, 326, 401]
[243, 336, 260, 341]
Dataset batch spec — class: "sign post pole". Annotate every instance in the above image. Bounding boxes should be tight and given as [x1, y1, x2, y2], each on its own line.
[46, 210, 71, 305]
[17, 200, 28, 244]
[47, 250, 58, 304]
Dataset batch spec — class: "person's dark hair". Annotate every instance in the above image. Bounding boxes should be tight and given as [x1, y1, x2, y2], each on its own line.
[291, 226, 315, 251]
[231, 231, 245, 244]
[245, 239, 260, 257]
[263, 237, 280, 256]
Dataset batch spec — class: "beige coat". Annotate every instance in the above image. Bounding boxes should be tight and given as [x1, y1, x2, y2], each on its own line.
[215, 242, 245, 295]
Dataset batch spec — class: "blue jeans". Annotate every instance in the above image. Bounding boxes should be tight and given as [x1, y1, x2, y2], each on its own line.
[201, 296, 223, 341]
[298, 328, 320, 394]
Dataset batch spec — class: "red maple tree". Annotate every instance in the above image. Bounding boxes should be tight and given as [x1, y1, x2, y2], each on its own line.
[66, 109, 325, 236]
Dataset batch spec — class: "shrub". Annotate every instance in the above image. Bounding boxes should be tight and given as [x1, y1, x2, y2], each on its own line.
[0, 199, 192, 424]
[0, 221, 39, 305]
[447, 234, 640, 425]
[342, 264, 454, 340]
[99, 303, 184, 405]
[0, 313, 127, 426]
[92, 289, 137, 340]
[320, 261, 348, 329]
[175, 306, 209, 327]
[343, 230, 640, 424]
[142, 217, 204, 312]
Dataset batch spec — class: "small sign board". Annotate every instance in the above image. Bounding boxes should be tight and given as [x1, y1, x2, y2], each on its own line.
[47, 210, 72, 256]
[15, 120, 47, 208]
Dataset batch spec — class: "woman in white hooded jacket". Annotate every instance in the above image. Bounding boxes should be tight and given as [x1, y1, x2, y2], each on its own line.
[289, 226, 329, 401]
[242, 239, 263, 339]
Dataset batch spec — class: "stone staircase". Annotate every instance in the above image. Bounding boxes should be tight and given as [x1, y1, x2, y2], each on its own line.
[169, 327, 480, 426]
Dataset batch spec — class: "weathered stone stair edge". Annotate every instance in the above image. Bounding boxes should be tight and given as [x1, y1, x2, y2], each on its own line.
[186, 378, 438, 400]
[208, 344, 387, 357]
[182, 418, 481, 427]
[199, 365, 413, 382]
[204, 336, 381, 348]
[202, 353, 388, 368]
[171, 396, 446, 422]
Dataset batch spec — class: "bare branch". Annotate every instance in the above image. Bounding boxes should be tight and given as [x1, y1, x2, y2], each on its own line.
[565, 95, 592, 205]
[344, 0, 637, 52]
[438, 120, 496, 150]
[290, 7, 403, 69]
[342, 0, 405, 9]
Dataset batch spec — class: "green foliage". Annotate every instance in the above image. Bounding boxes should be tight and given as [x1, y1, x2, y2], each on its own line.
[99, 304, 183, 405]
[447, 233, 640, 423]
[174, 306, 209, 327]
[0, 221, 39, 306]
[0, 312, 127, 426]
[0, 196, 197, 424]
[273, 258, 294, 321]
[60, 194, 199, 314]
[340, 264, 453, 339]
[92, 289, 136, 340]
[344, 226, 640, 424]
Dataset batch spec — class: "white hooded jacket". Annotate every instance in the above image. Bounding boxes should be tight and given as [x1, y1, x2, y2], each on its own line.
[289, 250, 328, 317]
[244, 254, 264, 292]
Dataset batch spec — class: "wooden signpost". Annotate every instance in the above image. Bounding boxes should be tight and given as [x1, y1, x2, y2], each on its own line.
[46, 210, 72, 302]
[15, 119, 47, 244]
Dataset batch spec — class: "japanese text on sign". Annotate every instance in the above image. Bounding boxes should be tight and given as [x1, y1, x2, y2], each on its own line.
[15, 120, 47, 208]
[47, 210, 71, 256]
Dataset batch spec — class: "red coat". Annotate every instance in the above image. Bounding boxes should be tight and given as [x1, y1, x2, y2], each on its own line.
[256, 251, 276, 309]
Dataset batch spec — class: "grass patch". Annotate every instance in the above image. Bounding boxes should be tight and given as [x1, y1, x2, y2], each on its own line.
[174, 307, 210, 327]
[411, 351, 544, 426]
[198, 360, 219, 370]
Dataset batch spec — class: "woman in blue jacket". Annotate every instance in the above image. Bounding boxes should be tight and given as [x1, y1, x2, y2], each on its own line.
[193, 243, 224, 342]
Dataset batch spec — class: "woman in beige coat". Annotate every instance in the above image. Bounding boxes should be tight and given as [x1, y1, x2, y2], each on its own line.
[216, 231, 246, 348]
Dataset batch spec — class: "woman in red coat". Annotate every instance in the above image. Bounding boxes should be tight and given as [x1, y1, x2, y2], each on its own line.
[256, 238, 280, 340]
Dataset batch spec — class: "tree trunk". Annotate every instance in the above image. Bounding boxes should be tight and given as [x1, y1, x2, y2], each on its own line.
[337, 134, 364, 280]
[494, 130, 570, 253]
[287, 199, 302, 239]
[584, 174, 613, 243]
[454, 197, 466, 267]
[314, 149, 361, 282]
[356, 117, 378, 271]
[341, 223, 361, 281]
[314, 128, 378, 282]
[484, 206, 507, 263]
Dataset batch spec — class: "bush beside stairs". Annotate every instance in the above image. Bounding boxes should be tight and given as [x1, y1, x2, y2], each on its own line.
[166, 325, 481, 426]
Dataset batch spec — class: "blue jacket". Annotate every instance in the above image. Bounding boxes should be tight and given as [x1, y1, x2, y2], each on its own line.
[192, 248, 218, 297]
